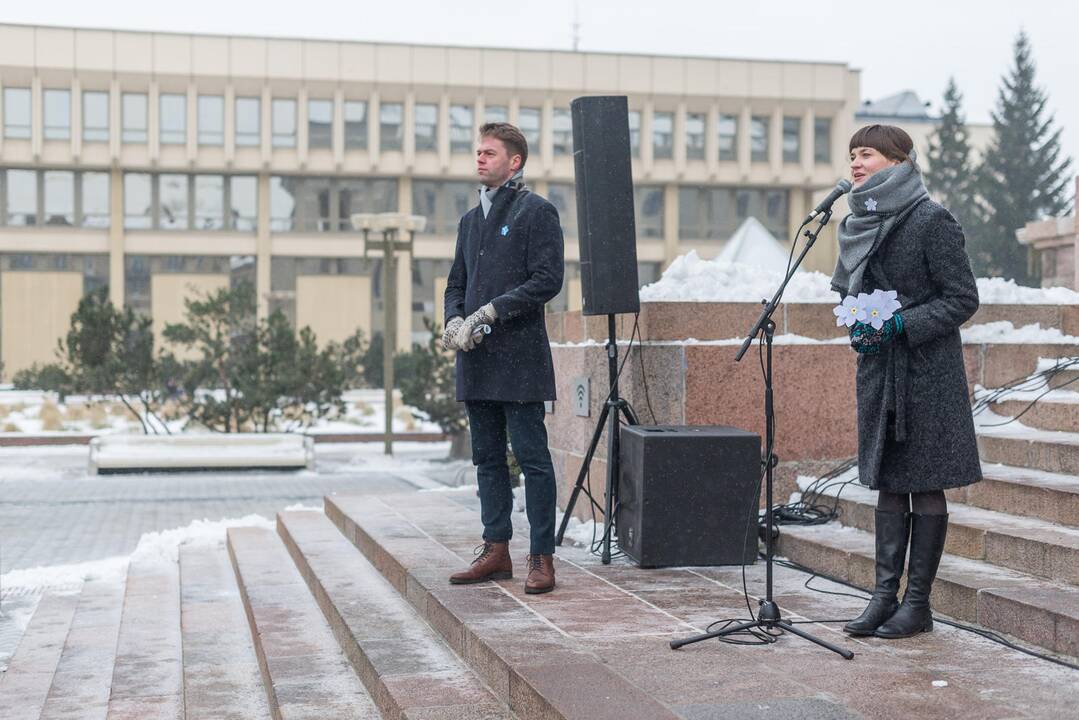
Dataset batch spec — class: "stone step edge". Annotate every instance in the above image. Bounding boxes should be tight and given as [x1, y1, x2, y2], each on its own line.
[0, 593, 80, 720]
[323, 495, 682, 720]
[275, 510, 515, 720]
[776, 523, 1079, 660]
[803, 479, 1079, 583]
[226, 527, 379, 720]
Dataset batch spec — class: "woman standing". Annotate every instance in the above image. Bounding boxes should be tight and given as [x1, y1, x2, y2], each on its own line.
[833, 125, 981, 639]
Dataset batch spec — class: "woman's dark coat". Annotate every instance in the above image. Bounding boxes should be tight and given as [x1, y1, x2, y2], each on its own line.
[855, 199, 982, 493]
[444, 184, 564, 403]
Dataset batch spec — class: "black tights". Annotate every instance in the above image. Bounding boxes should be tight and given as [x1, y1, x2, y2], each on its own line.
[876, 489, 948, 515]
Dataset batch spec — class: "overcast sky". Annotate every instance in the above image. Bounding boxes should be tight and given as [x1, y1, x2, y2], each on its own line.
[4, 1, 1077, 187]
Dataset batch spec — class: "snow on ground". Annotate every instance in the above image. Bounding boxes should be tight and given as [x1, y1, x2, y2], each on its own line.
[638, 251, 1079, 305]
[0, 387, 441, 437]
[0, 514, 274, 600]
[961, 322, 1079, 344]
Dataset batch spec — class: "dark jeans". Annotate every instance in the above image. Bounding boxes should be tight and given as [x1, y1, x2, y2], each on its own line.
[466, 400, 556, 555]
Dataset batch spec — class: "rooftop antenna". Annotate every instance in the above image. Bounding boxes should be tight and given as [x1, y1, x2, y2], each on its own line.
[572, 0, 580, 51]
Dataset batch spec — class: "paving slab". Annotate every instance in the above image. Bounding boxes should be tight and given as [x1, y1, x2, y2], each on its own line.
[276, 509, 515, 720]
[226, 526, 380, 719]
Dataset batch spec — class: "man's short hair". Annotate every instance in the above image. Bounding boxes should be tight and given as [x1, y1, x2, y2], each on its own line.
[480, 122, 528, 169]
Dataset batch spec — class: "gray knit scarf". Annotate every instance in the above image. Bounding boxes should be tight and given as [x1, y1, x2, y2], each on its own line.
[831, 150, 929, 296]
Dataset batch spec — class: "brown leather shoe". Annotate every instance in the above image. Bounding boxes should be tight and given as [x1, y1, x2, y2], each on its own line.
[524, 554, 555, 594]
[449, 541, 512, 584]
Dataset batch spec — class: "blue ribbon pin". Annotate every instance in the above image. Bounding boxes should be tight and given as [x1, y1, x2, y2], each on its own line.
[500, 225, 509, 236]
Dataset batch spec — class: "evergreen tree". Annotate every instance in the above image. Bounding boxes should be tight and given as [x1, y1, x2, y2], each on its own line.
[975, 31, 1073, 283]
[926, 77, 981, 233]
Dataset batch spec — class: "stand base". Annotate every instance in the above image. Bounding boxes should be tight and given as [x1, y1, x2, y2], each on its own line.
[670, 605, 854, 660]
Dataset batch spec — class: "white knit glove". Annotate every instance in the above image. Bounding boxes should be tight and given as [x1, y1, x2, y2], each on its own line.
[441, 316, 464, 351]
[454, 303, 497, 352]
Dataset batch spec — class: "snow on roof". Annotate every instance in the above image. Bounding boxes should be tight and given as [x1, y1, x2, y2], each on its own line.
[857, 90, 933, 120]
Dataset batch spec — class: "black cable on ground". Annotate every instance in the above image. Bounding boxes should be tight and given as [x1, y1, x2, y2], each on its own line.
[971, 356, 1079, 426]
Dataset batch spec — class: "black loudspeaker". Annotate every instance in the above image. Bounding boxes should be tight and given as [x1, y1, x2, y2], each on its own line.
[570, 95, 640, 316]
[617, 425, 761, 568]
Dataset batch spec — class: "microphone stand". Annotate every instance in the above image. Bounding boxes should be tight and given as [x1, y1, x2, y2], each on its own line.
[671, 207, 854, 660]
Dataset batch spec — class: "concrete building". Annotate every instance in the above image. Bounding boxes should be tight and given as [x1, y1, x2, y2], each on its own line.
[0, 23, 862, 378]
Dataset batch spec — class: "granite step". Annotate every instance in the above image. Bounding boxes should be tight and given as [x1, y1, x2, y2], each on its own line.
[38, 580, 125, 720]
[226, 527, 381, 720]
[990, 390, 1079, 433]
[947, 463, 1079, 527]
[976, 423, 1079, 475]
[179, 546, 272, 720]
[805, 477, 1079, 585]
[0, 592, 80, 720]
[105, 557, 184, 720]
[324, 492, 685, 720]
[775, 522, 1079, 660]
[276, 510, 516, 720]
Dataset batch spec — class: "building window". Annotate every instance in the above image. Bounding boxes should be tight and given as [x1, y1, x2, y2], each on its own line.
[412, 180, 475, 235]
[5, 169, 37, 225]
[4, 88, 32, 139]
[194, 175, 225, 230]
[449, 104, 473, 154]
[634, 185, 664, 239]
[269, 176, 397, 232]
[122, 93, 148, 143]
[414, 103, 438, 152]
[552, 108, 572, 156]
[159, 93, 186, 145]
[83, 91, 109, 143]
[783, 117, 801, 163]
[679, 186, 787, 241]
[518, 107, 540, 151]
[718, 114, 737, 162]
[750, 116, 770, 162]
[43, 171, 75, 225]
[628, 110, 641, 157]
[159, 174, 189, 229]
[43, 89, 71, 141]
[81, 172, 110, 228]
[653, 111, 674, 160]
[308, 98, 333, 150]
[547, 183, 577, 237]
[380, 102, 403, 152]
[344, 100, 367, 149]
[229, 176, 257, 231]
[815, 117, 832, 164]
[235, 96, 260, 147]
[686, 112, 706, 161]
[485, 105, 508, 123]
[123, 173, 152, 229]
[198, 95, 224, 146]
[272, 98, 297, 148]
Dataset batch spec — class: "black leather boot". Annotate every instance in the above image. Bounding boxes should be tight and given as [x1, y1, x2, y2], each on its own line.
[875, 513, 949, 639]
[843, 510, 910, 636]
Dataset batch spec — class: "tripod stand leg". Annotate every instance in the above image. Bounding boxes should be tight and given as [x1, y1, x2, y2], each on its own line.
[776, 620, 854, 660]
[555, 401, 611, 546]
[669, 619, 761, 649]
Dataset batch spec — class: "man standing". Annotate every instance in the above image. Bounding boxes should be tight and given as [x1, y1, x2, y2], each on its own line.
[442, 122, 564, 594]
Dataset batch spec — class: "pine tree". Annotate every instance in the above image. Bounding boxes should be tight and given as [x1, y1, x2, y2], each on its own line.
[926, 78, 981, 233]
[975, 31, 1073, 284]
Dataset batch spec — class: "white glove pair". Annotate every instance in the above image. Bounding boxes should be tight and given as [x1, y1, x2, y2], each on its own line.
[441, 303, 497, 352]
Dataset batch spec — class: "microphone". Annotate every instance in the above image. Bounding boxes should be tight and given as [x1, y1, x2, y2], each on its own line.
[802, 179, 852, 224]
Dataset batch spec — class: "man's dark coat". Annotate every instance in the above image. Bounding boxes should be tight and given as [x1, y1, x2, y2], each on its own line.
[444, 183, 564, 402]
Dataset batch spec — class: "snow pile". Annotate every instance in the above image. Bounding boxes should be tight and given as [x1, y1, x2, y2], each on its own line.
[961, 322, 1079, 344]
[638, 251, 1079, 305]
[639, 251, 836, 303]
[976, 277, 1079, 304]
[0, 514, 273, 598]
